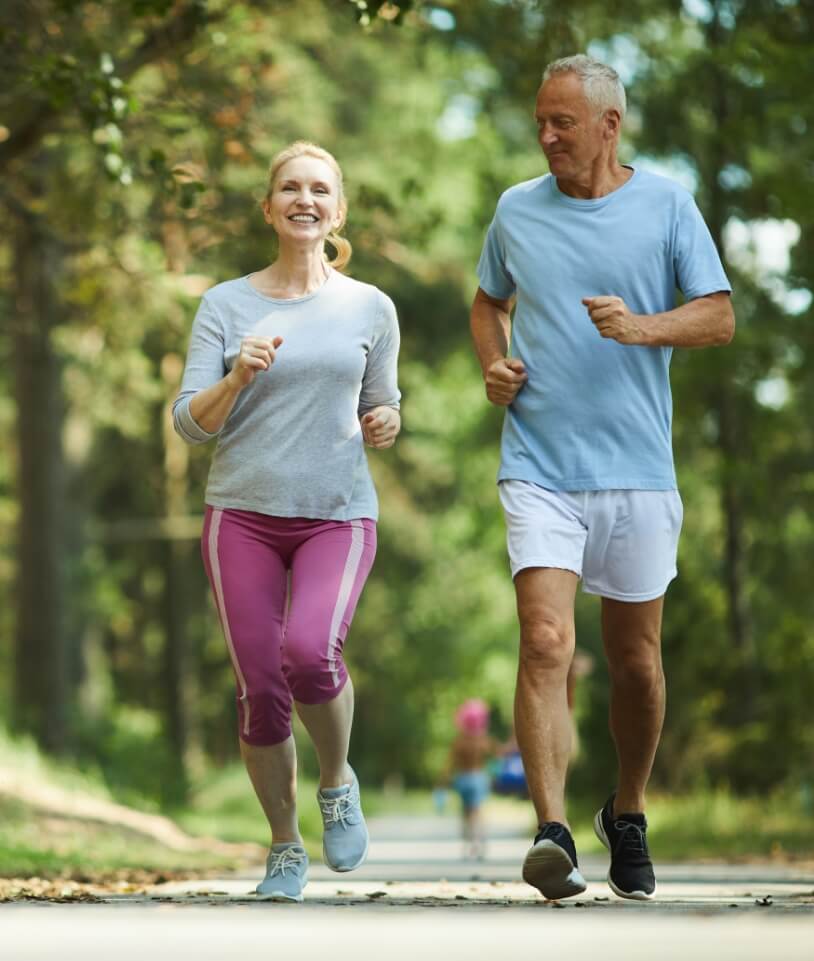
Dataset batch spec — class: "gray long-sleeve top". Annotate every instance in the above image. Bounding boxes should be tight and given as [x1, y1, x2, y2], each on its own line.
[173, 270, 401, 521]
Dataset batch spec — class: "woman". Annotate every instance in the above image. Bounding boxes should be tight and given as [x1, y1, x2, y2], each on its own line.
[173, 141, 401, 901]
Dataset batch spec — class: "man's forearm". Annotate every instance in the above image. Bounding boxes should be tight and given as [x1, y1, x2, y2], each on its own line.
[641, 293, 734, 348]
[470, 300, 512, 375]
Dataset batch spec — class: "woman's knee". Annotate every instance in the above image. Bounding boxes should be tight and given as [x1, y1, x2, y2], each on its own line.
[237, 686, 293, 746]
[282, 639, 346, 704]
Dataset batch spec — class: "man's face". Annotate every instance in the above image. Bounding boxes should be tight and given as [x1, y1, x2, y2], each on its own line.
[534, 73, 612, 181]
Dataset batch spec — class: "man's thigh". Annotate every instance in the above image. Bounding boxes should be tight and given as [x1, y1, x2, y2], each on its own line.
[499, 480, 587, 581]
[601, 594, 665, 663]
[582, 490, 683, 602]
[515, 567, 579, 637]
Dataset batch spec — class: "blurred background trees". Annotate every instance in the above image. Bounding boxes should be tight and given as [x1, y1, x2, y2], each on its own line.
[1, 0, 812, 808]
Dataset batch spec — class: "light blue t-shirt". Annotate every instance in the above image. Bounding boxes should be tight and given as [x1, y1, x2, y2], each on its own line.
[477, 167, 731, 491]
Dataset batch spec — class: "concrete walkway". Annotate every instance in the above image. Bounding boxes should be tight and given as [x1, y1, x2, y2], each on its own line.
[151, 809, 814, 910]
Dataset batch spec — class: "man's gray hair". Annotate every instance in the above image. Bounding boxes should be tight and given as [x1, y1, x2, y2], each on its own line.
[542, 54, 627, 120]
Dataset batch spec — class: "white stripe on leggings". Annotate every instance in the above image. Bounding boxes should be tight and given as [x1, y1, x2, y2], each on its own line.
[208, 509, 251, 736]
[327, 519, 365, 688]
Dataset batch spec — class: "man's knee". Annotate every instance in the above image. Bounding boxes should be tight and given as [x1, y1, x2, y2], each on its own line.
[518, 612, 575, 673]
[608, 643, 663, 690]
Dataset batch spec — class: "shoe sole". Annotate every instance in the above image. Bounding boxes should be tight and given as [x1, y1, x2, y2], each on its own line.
[593, 809, 656, 901]
[256, 890, 305, 902]
[255, 876, 307, 902]
[522, 839, 587, 900]
[323, 828, 370, 873]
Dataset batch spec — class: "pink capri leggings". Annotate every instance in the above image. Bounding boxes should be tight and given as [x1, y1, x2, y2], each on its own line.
[201, 507, 376, 746]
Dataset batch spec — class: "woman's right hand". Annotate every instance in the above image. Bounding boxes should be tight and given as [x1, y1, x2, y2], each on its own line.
[228, 336, 284, 390]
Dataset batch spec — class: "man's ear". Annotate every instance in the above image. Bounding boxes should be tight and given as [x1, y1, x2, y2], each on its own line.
[604, 108, 622, 139]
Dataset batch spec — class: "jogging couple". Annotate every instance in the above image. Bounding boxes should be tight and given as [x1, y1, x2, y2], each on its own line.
[174, 54, 733, 902]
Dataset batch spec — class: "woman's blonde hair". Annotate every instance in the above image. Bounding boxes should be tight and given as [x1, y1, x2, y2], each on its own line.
[265, 141, 352, 271]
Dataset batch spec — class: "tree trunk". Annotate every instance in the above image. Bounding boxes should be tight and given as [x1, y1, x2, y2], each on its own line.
[11, 197, 71, 753]
[159, 353, 204, 801]
[707, 3, 757, 708]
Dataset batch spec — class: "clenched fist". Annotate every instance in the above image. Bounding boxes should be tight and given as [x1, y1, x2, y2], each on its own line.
[485, 357, 527, 406]
[582, 296, 647, 345]
[228, 335, 284, 389]
[361, 406, 400, 449]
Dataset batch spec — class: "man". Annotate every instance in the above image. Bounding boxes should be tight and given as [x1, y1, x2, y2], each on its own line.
[470, 54, 733, 901]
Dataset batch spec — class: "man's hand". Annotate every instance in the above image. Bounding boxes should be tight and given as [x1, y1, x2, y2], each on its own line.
[582, 296, 648, 345]
[361, 406, 400, 449]
[485, 357, 527, 406]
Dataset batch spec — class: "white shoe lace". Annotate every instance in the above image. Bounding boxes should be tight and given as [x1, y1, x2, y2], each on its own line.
[267, 846, 307, 878]
[319, 784, 360, 828]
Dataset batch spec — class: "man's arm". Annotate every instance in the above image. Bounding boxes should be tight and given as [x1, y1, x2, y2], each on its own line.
[582, 292, 735, 348]
[470, 287, 528, 405]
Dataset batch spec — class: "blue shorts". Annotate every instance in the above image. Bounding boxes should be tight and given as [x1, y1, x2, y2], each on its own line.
[453, 771, 490, 811]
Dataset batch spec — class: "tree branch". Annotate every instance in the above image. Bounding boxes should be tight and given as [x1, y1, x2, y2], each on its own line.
[0, 1, 223, 175]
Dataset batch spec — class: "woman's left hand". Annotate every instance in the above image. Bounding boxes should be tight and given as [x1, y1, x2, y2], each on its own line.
[361, 406, 400, 449]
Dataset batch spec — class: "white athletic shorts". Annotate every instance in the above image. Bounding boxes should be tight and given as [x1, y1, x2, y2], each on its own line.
[498, 480, 684, 602]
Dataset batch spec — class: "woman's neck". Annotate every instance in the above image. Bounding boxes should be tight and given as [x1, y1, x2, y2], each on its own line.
[253, 246, 330, 298]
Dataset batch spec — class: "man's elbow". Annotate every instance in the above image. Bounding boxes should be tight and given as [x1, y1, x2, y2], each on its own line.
[716, 301, 735, 345]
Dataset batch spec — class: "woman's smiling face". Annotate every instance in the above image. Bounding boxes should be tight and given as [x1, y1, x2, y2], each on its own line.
[264, 154, 343, 249]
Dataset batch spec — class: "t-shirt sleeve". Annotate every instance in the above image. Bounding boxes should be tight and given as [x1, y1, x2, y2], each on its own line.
[673, 197, 732, 300]
[358, 291, 401, 415]
[476, 209, 516, 300]
[172, 296, 227, 445]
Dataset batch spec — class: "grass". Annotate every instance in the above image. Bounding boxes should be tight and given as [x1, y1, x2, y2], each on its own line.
[0, 731, 256, 879]
[0, 796, 242, 879]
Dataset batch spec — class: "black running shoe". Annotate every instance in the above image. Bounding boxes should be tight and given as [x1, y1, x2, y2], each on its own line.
[594, 794, 656, 900]
[521, 821, 587, 900]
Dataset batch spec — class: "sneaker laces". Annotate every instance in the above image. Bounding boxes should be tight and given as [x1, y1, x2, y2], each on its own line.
[613, 818, 649, 856]
[267, 846, 306, 877]
[319, 785, 359, 828]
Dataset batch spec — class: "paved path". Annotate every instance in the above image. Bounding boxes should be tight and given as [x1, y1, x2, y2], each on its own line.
[3, 806, 813, 960]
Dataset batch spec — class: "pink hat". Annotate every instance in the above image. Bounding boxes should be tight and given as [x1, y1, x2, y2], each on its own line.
[455, 698, 490, 735]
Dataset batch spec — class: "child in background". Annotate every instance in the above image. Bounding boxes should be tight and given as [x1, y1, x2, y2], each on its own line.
[441, 699, 497, 860]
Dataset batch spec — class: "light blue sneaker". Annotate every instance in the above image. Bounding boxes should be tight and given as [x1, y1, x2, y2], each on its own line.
[317, 769, 369, 872]
[256, 843, 309, 901]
